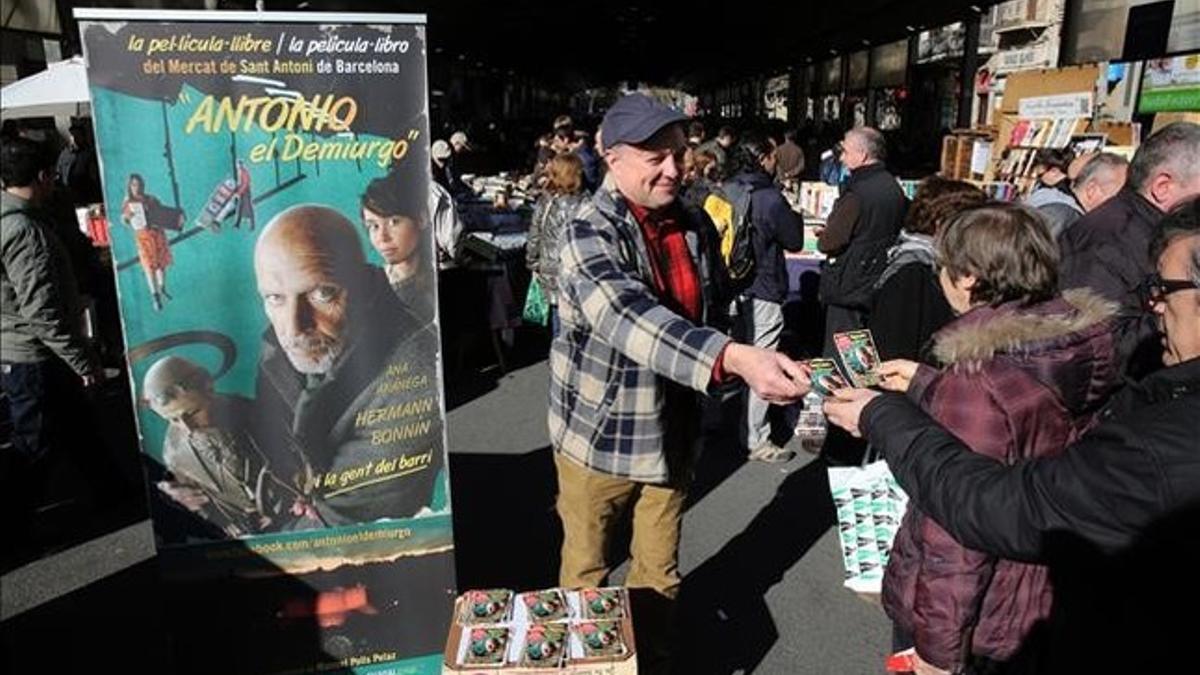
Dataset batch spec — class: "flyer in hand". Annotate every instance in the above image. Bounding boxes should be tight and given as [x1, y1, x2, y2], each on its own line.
[833, 329, 883, 387]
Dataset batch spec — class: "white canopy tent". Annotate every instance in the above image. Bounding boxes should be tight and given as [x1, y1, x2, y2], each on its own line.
[0, 56, 90, 119]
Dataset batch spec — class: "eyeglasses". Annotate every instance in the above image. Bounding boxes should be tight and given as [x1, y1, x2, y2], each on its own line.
[1145, 273, 1199, 305]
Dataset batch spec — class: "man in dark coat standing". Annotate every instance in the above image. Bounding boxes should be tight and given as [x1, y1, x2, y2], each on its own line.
[773, 128, 805, 186]
[1059, 121, 1200, 378]
[817, 127, 904, 355]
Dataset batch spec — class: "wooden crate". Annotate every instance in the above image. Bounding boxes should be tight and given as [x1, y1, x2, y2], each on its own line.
[941, 133, 989, 180]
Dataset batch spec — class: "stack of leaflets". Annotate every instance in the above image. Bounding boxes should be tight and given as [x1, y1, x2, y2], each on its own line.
[447, 587, 634, 672]
[828, 461, 909, 593]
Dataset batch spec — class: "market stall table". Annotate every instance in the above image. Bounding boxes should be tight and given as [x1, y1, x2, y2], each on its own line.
[443, 200, 534, 375]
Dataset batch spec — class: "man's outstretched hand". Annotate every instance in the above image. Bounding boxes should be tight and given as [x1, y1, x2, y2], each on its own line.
[723, 343, 811, 404]
[822, 387, 882, 437]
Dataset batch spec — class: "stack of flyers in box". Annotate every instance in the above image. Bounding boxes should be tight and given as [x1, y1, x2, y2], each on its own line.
[828, 462, 909, 593]
[513, 588, 571, 623]
[459, 626, 513, 667]
[459, 589, 514, 625]
[453, 587, 632, 669]
[577, 587, 625, 620]
[566, 588, 630, 664]
[518, 622, 569, 668]
[833, 330, 882, 388]
[569, 620, 628, 660]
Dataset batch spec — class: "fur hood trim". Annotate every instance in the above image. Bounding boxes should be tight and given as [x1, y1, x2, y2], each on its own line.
[932, 289, 1118, 365]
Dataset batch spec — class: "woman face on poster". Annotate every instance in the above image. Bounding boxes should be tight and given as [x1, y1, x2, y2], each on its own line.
[362, 206, 422, 268]
[128, 173, 144, 199]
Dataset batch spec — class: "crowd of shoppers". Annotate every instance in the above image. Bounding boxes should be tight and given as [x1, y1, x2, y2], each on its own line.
[5, 81, 1198, 675]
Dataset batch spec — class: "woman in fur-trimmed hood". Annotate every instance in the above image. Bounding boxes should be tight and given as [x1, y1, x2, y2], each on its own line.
[874, 204, 1120, 675]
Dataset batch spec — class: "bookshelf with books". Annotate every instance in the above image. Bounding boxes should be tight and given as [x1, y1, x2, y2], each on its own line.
[984, 64, 1102, 196]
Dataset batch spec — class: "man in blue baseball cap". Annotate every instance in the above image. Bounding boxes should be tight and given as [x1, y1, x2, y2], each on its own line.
[548, 93, 811, 671]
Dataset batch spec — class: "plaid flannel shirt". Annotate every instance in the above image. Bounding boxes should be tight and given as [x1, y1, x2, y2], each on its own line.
[549, 187, 731, 484]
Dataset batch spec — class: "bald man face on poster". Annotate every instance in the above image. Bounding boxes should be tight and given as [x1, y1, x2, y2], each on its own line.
[251, 204, 445, 527]
[254, 205, 370, 376]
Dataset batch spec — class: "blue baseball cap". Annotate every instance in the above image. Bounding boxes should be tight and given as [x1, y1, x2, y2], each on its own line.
[600, 93, 688, 150]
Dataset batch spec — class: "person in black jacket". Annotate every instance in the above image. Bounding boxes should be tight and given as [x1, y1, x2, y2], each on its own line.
[817, 127, 905, 356]
[867, 178, 984, 361]
[824, 199, 1200, 674]
[1059, 121, 1200, 379]
[725, 134, 807, 462]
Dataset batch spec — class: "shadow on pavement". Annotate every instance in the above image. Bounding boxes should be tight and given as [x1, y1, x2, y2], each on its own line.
[450, 445, 562, 591]
[2, 371, 148, 574]
[443, 324, 550, 412]
[674, 459, 836, 674]
[2, 558, 168, 673]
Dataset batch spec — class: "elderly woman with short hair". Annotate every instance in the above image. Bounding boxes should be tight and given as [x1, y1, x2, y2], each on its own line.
[875, 203, 1121, 675]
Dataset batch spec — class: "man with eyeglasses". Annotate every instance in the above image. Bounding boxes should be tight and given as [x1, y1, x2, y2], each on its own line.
[822, 197, 1200, 673]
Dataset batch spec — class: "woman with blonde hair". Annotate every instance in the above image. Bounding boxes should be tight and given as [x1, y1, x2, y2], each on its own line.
[527, 153, 587, 335]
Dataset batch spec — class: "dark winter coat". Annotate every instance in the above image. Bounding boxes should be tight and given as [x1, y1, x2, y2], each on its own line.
[728, 170, 805, 304]
[882, 289, 1119, 671]
[0, 192, 95, 376]
[1058, 188, 1163, 378]
[863, 356, 1200, 674]
[817, 162, 905, 309]
[868, 232, 954, 361]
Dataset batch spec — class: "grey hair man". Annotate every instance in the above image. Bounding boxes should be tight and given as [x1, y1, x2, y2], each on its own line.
[1059, 122, 1200, 377]
[252, 205, 445, 527]
[1072, 152, 1129, 213]
[1030, 152, 1129, 239]
[817, 126, 905, 353]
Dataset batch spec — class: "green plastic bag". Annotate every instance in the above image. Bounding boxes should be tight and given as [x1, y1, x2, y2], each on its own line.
[523, 276, 549, 326]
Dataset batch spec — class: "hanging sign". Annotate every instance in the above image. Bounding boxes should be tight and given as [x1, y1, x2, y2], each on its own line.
[1018, 91, 1094, 119]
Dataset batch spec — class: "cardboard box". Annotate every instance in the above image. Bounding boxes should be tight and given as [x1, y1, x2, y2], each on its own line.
[443, 590, 637, 675]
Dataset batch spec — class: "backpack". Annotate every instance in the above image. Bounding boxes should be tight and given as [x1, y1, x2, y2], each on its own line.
[702, 181, 756, 288]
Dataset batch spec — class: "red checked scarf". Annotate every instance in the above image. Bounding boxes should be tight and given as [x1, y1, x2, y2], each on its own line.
[627, 202, 702, 322]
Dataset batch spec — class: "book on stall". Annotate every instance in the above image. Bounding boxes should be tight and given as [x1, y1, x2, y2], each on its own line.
[1007, 117, 1090, 150]
[1070, 133, 1108, 155]
[1009, 119, 1032, 147]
